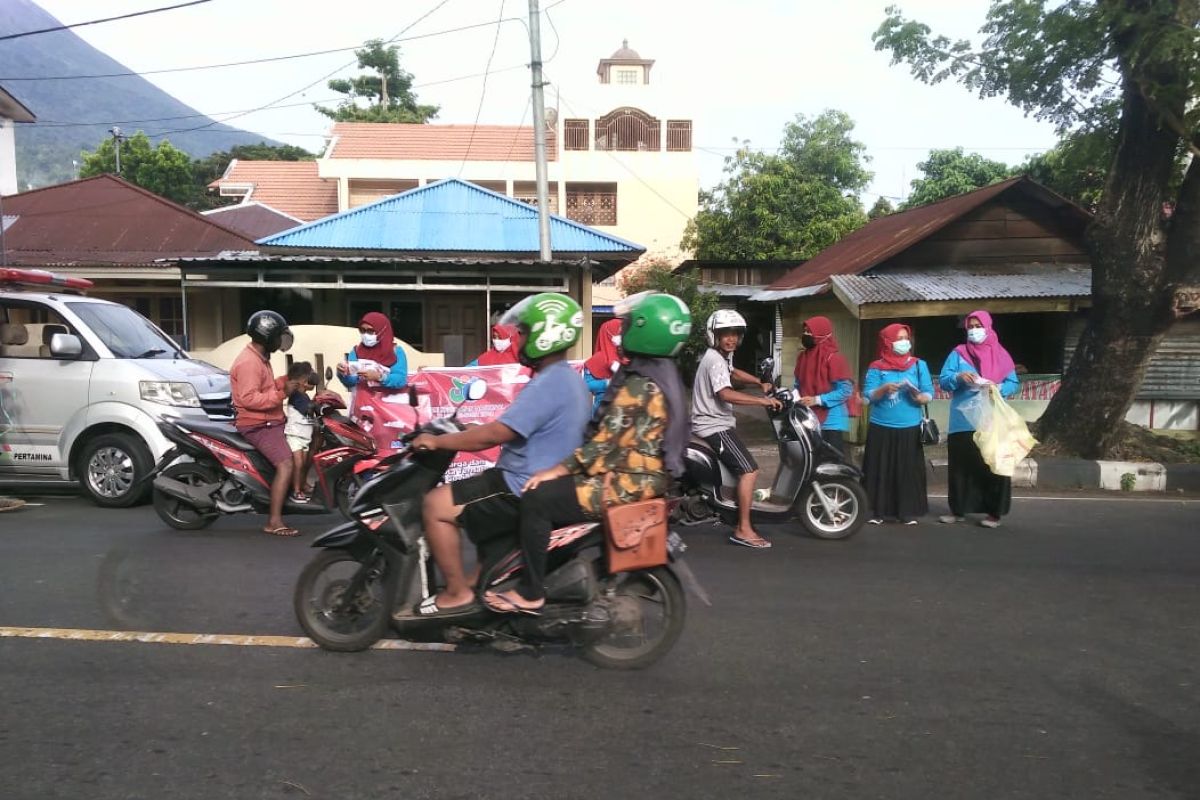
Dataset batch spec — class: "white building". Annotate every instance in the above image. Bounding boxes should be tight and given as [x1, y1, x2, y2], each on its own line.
[0, 85, 36, 197]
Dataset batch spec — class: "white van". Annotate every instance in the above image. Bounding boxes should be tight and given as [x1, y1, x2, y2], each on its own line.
[0, 269, 231, 507]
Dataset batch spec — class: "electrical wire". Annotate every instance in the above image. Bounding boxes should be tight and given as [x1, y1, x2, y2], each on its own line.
[458, 0, 507, 176]
[0, 0, 212, 42]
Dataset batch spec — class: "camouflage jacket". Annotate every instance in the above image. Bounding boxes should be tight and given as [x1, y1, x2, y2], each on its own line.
[564, 374, 669, 516]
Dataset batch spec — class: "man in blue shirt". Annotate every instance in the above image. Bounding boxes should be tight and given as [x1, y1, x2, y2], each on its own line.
[409, 293, 591, 616]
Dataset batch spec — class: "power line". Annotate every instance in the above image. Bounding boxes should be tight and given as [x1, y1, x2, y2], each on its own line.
[458, 0, 507, 176]
[0, 0, 212, 42]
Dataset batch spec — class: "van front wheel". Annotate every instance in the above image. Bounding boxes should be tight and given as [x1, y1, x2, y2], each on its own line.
[78, 433, 152, 508]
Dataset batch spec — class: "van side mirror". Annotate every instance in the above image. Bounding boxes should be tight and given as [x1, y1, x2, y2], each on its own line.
[49, 333, 83, 359]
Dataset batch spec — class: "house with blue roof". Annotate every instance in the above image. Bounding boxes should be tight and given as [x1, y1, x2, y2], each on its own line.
[181, 179, 645, 364]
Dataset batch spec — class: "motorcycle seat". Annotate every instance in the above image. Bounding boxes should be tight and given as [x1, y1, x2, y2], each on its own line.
[172, 418, 257, 451]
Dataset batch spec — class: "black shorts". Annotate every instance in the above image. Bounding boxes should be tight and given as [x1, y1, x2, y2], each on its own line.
[703, 429, 759, 476]
[450, 467, 520, 547]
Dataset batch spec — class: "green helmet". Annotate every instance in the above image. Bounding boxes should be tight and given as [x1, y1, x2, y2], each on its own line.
[615, 291, 692, 357]
[504, 292, 584, 361]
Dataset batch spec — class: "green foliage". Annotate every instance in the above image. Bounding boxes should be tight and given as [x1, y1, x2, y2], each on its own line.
[900, 147, 1014, 209]
[681, 110, 871, 260]
[315, 40, 439, 124]
[617, 259, 720, 380]
[867, 196, 896, 219]
[79, 132, 194, 206]
[1119, 471, 1136, 491]
[1021, 122, 1115, 211]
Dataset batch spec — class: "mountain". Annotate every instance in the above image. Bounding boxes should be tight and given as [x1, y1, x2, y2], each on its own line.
[0, 0, 282, 189]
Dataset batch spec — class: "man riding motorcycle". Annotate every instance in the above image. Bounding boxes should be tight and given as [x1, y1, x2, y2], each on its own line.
[485, 292, 693, 614]
[408, 293, 592, 616]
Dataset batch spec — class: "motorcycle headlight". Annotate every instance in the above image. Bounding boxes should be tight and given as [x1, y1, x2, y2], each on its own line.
[140, 381, 201, 408]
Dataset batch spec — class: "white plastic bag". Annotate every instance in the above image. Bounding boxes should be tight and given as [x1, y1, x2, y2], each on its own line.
[959, 385, 994, 437]
[970, 385, 1038, 477]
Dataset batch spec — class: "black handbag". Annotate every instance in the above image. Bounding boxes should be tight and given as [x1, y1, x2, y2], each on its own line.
[920, 405, 940, 446]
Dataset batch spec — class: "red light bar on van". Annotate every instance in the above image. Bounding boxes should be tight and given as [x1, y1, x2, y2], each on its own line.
[0, 268, 93, 290]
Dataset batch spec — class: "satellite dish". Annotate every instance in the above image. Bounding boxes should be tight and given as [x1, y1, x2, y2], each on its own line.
[544, 107, 558, 128]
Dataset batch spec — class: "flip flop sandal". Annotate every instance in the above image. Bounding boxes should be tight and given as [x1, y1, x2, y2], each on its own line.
[483, 591, 544, 616]
[263, 525, 300, 537]
[408, 594, 478, 618]
[728, 535, 772, 549]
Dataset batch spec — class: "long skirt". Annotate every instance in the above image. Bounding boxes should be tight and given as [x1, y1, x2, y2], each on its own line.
[862, 423, 928, 521]
[947, 431, 1012, 518]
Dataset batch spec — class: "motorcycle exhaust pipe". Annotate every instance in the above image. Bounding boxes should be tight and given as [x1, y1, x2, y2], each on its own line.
[153, 475, 217, 511]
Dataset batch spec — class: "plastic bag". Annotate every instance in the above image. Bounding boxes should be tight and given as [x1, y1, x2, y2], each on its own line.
[958, 385, 994, 436]
[970, 385, 1038, 477]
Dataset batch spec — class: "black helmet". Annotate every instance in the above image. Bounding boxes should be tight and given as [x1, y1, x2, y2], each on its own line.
[246, 310, 292, 353]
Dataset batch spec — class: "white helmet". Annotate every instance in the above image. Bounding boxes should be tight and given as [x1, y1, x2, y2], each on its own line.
[705, 309, 747, 347]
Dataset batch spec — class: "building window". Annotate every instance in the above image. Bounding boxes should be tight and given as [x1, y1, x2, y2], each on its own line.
[564, 119, 589, 151]
[666, 120, 692, 152]
[566, 183, 617, 226]
[617, 69, 639, 85]
[594, 107, 661, 152]
[513, 180, 559, 213]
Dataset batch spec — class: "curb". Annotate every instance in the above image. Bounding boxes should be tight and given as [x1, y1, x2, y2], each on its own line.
[927, 457, 1200, 493]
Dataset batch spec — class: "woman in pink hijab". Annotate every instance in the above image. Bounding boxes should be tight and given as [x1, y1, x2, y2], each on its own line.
[937, 310, 1020, 528]
[583, 318, 629, 412]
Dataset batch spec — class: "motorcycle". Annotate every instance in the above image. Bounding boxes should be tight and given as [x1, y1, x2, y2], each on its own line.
[148, 390, 376, 529]
[293, 409, 703, 670]
[678, 358, 868, 540]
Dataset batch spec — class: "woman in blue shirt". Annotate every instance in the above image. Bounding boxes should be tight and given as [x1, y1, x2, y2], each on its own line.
[938, 310, 1019, 528]
[335, 312, 409, 391]
[861, 323, 933, 525]
[792, 316, 854, 455]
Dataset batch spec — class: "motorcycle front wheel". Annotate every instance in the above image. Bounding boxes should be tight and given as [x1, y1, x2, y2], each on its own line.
[294, 550, 394, 652]
[582, 566, 686, 670]
[798, 479, 867, 540]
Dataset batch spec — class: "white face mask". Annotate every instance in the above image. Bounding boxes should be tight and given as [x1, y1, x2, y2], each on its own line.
[892, 339, 912, 355]
[967, 328, 987, 345]
[611, 335, 622, 348]
[361, 333, 379, 348]
[492, 338, 511, 352]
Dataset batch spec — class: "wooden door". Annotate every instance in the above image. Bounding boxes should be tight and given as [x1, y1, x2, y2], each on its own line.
[425, 294, 486, 367]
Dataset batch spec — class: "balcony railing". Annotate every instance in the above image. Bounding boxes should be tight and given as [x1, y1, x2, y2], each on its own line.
[565, 191, 617, 226]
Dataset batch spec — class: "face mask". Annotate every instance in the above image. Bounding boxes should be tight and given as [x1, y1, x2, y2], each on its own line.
[967, 328, 987, 345]
[892, 339, 912, 356]
[361, 333, 379, 348]
[801, 333, 815, 349]
[492, 338, 511, 352]
[611, 335, 622, 348]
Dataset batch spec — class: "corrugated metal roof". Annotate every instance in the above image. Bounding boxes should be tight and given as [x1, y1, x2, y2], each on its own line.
[756, 177, 1092, 299]
[201, 202, 303, 240]
[327, 122, 557, 162]
[257, 178, 644, 257]
[830, 269, 1093, 305]
[1065, 320, 1200, 400]
[1, 174, 257, 266]
[178, 251, 597, 267]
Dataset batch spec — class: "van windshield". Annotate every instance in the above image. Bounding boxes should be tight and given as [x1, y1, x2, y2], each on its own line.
[67, 302, 183, 359]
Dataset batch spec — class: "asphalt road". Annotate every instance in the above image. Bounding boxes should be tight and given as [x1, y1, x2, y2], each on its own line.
[1, 491, 1198, 800]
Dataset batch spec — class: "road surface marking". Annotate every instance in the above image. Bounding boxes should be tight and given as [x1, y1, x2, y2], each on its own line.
[0, 626, 455, 652]
[928, 493, 1200, 503]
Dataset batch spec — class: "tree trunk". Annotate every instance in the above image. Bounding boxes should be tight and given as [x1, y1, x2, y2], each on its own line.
[1036, 1, 1196, 458]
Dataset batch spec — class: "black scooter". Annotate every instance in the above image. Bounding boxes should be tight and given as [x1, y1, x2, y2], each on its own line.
[678, 358, 868, 540]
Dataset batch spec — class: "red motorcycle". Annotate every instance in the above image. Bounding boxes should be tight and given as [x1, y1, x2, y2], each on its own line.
[148, 391, 375, 530]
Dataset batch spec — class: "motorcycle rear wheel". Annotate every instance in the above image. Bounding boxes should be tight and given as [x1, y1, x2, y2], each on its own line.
[582, 566, 686, 670]
[294, 550, 393, 652]
[152, 463, 219, 530]
[798, 479, 867, 540]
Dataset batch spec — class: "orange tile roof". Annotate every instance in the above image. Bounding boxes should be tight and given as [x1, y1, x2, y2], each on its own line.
[210, 161, 338, 222]
[327, 122, 557, 162]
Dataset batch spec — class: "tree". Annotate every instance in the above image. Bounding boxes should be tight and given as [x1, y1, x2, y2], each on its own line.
[79, 131, 195, 206]
[190, 142, 315, 211]
[616, 257, 720, 380]
[874, 1, 1199, 459]
[315, 40, 438, 124]
[681, 110, 871, 259]
[1022, 122, 1116, 211]
[868, 196, 896, 219]
[900, 147, 1013, 209]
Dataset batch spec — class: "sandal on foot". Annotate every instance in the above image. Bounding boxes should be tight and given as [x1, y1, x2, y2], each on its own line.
[263, 525, 300, 537]
[289, 491, 310, 504]
[729, 535, 772, 549]
[483, 591, 544, 616]
[867, 518, 884, 525]
[938, 515, 964, 524]
[403, 594, 478, 618]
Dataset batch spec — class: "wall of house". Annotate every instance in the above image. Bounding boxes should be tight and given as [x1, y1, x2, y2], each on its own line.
[0, 118, 17, 196]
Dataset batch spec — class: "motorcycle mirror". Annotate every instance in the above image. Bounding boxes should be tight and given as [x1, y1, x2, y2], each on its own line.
[758, 357, 776, 385]
[325, 366, 333, 382]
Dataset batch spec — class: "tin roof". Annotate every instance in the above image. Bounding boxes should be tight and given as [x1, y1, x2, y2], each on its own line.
[0, 85, 36, 123]
[830, 269, 1093, 306]
[201, 202, 303, 240]
[1, 174, 257, 266]
[754, 177, 1092, 301]
[327, 122, 557, 162]
[208, 160, 337, 221]
[257, 178, 645, 261]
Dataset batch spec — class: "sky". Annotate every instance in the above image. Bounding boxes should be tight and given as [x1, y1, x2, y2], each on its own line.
[31, 0, 1063, 207]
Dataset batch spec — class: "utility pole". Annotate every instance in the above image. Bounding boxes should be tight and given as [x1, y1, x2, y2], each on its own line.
[109, 126, 125, 174]
[527, 0, 552, 261]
